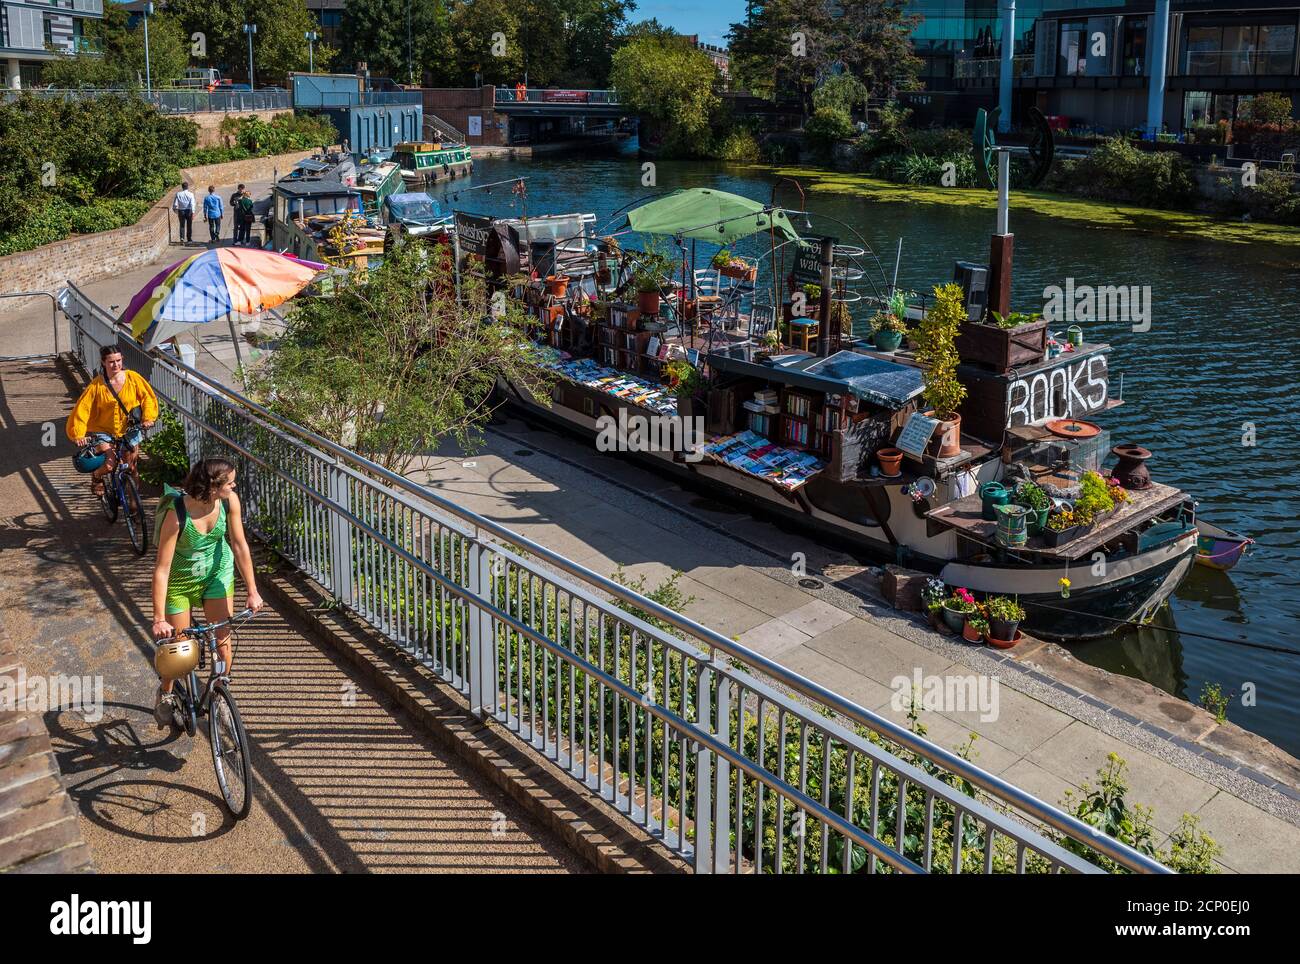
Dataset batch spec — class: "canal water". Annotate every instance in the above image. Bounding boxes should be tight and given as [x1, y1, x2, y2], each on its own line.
[440, 146, 1300, 757]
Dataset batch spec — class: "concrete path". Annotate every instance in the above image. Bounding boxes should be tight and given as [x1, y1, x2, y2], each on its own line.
[411, 411, 1300, 874]
[0, 358, 581, 873]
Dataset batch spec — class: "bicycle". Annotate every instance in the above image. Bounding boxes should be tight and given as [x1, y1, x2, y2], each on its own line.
[95, 428, 149, 556]
[164, 609, 257, 819]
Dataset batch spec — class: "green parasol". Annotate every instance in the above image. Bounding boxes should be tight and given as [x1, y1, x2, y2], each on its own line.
[626, 188, 801, 245]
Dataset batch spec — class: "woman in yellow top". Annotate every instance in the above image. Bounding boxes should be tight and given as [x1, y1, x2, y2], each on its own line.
[65, 344, 160, 495]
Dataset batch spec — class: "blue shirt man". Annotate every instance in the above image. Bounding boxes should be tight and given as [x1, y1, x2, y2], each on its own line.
[202, 186, 224, 244]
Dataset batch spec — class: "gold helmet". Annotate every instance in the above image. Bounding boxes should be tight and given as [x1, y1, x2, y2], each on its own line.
[155, 639, 199, 679]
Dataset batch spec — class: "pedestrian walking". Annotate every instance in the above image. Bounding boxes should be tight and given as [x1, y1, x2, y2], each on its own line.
[229, 184, 246, 244]
[202, 186, 223, 244]
[173, 181, 196, 244]
[236, 188, 256, 246]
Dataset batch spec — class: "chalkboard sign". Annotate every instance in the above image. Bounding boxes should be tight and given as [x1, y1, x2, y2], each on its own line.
[793, 237, 832, 284]
[454, 211, 494, 256]
[896, 412, 940, 459]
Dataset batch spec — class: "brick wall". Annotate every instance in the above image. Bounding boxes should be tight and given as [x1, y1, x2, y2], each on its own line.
[190, 109, 290, 148]
[0, 150, 317, 319]
[419, 87, 510, 146]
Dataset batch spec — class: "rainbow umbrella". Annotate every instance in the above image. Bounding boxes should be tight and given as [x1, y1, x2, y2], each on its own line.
[123, 248, 326, 349]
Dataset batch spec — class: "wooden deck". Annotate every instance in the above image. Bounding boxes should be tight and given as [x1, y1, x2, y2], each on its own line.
[926, 481, 1187, 561]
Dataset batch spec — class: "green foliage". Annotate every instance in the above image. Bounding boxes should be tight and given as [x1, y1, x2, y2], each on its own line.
[168, 0, 320, 83]
[914, 283, 967, 419]
[989, 310, 1042, 329]
[610, 566, 696, 631]
[40, 4, 189, 90]
[139, 405, 191, 487]
[804, 106, 855, 158]
[813, 73, 868, 116]
[214, 112, 337, 156]
[712, 125, 761, 162]
[0, 93, 196, 254]
[1041, 137, 1195, 210]
[1241, 92, 1294, 127]
[611, 34, 720, 157]
[249, 242, 554, 475]
[1073, 470, 1115, 526]
[1199, 682, 1230, 725]
[984, 595, 1024, 622]
[1230, 169, 1300, 225]
[1015, 480, 1050, 511]
[343, 0, 455, 84]
[1056, 753, 1222, 873]
[628, 243, 677, 293]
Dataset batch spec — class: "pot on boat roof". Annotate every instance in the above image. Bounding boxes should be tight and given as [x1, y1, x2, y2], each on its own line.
[1112, 444, 1153, 490]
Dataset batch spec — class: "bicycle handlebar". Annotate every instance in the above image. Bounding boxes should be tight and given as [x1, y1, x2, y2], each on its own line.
[179, 609, 257, 638]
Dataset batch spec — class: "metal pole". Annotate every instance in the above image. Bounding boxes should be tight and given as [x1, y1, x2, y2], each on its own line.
[997, 0, 1015, 133]
[815, 235, 834, 357]
[1146, 0, 1171, 135]
[996, 149, 1011, 234]
[143, 4, 153, 95]
[226, 314, 248, 389]
[0, 291, 59, 355]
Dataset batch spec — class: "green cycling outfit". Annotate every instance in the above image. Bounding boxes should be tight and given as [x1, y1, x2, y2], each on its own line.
[165, 500, 234, 615]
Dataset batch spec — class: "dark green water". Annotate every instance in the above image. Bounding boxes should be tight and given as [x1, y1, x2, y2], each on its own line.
[439, 146, 1300, 757]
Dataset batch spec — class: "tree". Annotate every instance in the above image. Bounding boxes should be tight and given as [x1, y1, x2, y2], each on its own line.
[829, 0, 921, 98]
[619, 18, 678, 44]
[1241, 91, 1294, 127]
[248, 243, 555, 476]
[449, 0, 523, 86]
[40, 4, 189, 89]
[610, 35, 720, 156]
[169, 0, 319, 83]
[813, 71, 868, 117]
[341, 0, 454, 85]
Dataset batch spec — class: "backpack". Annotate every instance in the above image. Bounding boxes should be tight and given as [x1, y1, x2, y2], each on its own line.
[152, 483, 189, 548]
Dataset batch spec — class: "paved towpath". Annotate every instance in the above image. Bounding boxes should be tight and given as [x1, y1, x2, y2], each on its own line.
[0, 357, 581, 873]
[412, 411, 1300, 874]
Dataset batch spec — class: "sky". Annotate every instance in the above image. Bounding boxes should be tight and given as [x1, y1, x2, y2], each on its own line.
[633, 1, 748, 47]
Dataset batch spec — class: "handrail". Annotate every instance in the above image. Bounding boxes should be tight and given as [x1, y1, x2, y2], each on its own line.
[0, 291, 59, 356]
[56, 280, 1169, 874]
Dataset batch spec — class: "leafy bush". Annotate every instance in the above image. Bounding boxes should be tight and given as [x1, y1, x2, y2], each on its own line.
[712, 125, 761, 162]
[1230, 168, 1300, 224]
[804, 106, 855, 158]
[213, 112, 337, 157]
[1240, 92, 1294, 126]
[812, 73, 868, 117]
[1041, 137, 1195, 209]
[139, 404, 191, 487]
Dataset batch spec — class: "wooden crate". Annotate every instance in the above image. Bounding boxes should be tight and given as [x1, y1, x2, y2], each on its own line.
[953, 319, 1047, 372]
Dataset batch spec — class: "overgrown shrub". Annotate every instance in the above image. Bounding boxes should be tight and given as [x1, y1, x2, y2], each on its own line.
[804, 106, 855, 159]
[1041, 137, 1196, 209]
[139, 404, 191, 488]
[1230, 168, 1300, 224]
[712, 125, 761, 162]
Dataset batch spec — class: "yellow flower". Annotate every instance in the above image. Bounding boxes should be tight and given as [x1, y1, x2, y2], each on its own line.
[1059, 577, 1071, 589]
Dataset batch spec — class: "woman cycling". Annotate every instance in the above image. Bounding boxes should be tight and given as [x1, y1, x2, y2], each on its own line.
[151, 457, 264, 727]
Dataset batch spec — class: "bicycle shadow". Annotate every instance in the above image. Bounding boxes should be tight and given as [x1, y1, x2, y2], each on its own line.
[44, 701, 240, 843]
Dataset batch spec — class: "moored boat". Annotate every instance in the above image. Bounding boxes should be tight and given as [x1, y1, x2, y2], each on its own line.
[391, 141, 473, 186]
[1194, 519, 1254, 571]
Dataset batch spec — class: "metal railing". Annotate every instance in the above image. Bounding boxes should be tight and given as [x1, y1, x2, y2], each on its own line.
[292, 90, 423, 108]
[55, 282, 1169, 875]
[1, 87, 292, 113]
[495, 88, 620, 106]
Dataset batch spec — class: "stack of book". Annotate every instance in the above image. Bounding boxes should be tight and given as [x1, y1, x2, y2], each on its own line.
[701, 431, 825, 490]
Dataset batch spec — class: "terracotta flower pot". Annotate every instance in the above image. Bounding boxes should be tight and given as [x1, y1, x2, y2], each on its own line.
[638, 290, 661, 315]
[962, 618, 984, 643]
[877, 447, 904, 477]
[985, 628, 1023, 650]
[936, 414, 962, 457]
[546, 275, 569, 298]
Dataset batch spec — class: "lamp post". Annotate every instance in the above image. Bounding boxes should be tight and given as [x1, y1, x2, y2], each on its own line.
[142, 2, 154, 94]
[305, 30, 319, 73]
[243, 22, 257, 90]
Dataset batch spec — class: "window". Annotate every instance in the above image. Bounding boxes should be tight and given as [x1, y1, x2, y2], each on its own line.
[43, 15, 53, 49]
[1223, 25, 1257, 75]
[1059, 21, 1087, 77]
[1122, 17, 1147, 77]
[1185, 25, 1220, 75]
[1259, 24, 1296, 75]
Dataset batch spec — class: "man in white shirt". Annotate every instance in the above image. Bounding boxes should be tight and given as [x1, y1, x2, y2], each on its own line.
[173, 181, 196, 244]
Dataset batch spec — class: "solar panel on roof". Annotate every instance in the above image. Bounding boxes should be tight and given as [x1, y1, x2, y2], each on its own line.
[801, 351, 924, 407]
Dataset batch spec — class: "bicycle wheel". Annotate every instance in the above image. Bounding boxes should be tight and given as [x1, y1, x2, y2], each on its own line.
[208, 681, 253, 819]
[122, 473, 148, 555]
[172, 675, 197, 737]
[99, 475, 118, 522]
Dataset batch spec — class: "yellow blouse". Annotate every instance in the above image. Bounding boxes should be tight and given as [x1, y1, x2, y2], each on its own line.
[65, 370, 160, 441]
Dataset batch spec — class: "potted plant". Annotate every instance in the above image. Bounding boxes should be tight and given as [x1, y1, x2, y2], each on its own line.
[870, 310, 907, 352]
[712, 248, 757, 282]
[754, 327, 782, 362]
[545, 273, 570, 298]
[941, 586, 977, 634]
[1016, 480, 1051, 534]
[632, 244, 676, 316]
[953, 309, 1048, 373]
[1044, 509, 1082, 547]
[914, 283, 968, 458]
[985, 595, 1025, 642]
[921, 578, 947, 630]
[963, 613, 988, 643]
[664, 359, 702, 418]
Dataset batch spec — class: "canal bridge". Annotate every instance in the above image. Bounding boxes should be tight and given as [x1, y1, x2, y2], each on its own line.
[492, 88, 624, 119]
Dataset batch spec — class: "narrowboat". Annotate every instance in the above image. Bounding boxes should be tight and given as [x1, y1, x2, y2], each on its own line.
[269, 154, 384, 271]
[391, 141, 473, 186]
[461, 190, 1203, 642]
[355, 156, 405, 217]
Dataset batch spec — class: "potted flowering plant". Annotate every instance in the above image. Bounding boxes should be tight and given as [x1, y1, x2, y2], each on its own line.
[921, 578, 947, 630]
[869, 311, 908, 352]
[754, 326, 782, 363]
[1016, 480, 1051, 534]
[963, 613, 989, 643]
[712, 248, 757, 282]
[941, 587, 977, 633]
[984, 595, 1025, 642]
[1044, 508, 1082, 547]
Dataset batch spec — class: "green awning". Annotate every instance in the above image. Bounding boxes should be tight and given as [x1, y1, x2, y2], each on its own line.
[626, 188, 801, 245]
